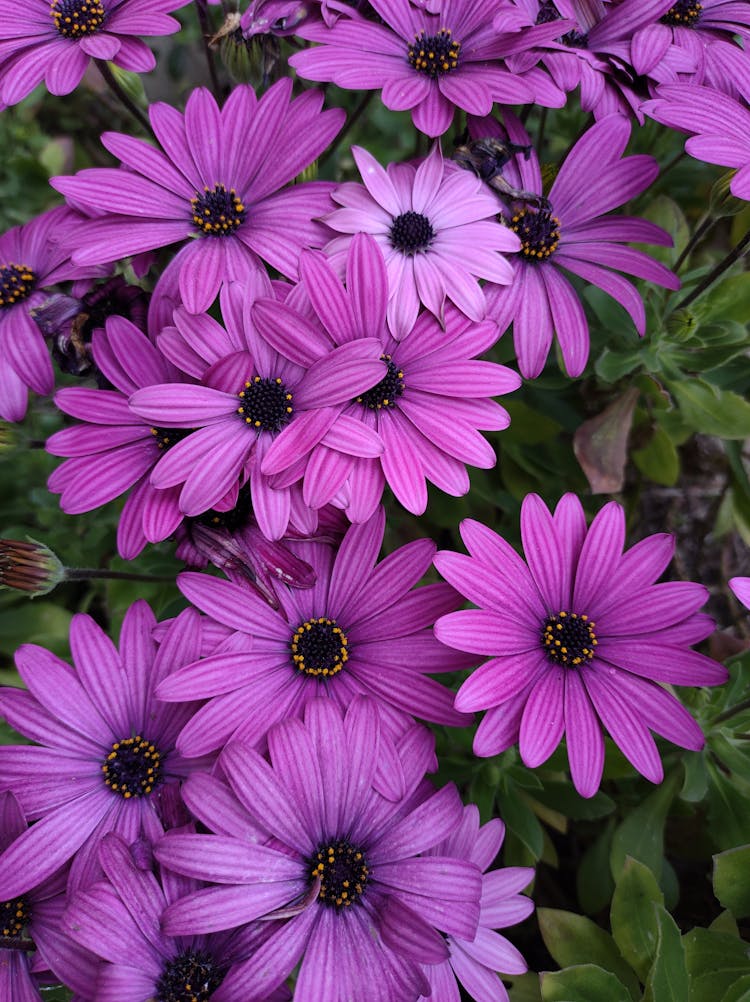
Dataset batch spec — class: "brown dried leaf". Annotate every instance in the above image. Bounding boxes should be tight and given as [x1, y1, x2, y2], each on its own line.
[573, 387, 639, 495]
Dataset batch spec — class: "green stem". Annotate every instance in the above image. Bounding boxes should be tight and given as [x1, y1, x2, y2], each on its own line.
[95, 60, 153, 136]
[714, 697, 750, 726]
[674, 227, 750, 311]
[536, 106, 548, 155]
[673, 213, 715, 273]
[64, 568, 177, 584]
[195, 0, 223, 100]
[659, 147, 686, 181]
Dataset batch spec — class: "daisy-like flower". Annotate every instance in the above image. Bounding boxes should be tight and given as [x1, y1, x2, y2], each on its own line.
[157, 507, 474, 762]
[289, 0, 574, 136]
[643, 84, 750, 201]
[0, 206, 104, 422]
[730, 577, 750, 609]
[417, 806, 534, 1002]
[129, 283, 385, 537]
[257, 234, 520, 518]
[325, 142, 520, 339]
[0, 602, 207, 897]
[154, 697, 483, 1002]
[64, 833, 290, 1001]
[433, 493, 729, 797]
[480, 112, 679, 377]
[0, 792, 99, 1000]
[0, 0, 191, 107]
[51, 81, 345, 313]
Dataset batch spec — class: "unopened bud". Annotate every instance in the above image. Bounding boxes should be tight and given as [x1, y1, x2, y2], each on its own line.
[0, 538, 65, 597]
[709, 170, 747, 218]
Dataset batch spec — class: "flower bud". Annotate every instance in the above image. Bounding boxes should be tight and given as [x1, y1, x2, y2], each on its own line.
[0, 538, 65, 597]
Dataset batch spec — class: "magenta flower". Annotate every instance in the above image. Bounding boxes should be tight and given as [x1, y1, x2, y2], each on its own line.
[46, 315, 193, 561]
[0, 0, 191, 106]
[154, 697, 482, 1001]
[481, 112, 679, 377]
[0, 603, 207, 897]
[417, 807, 534, 1002]
[0, 206, 103, 422]
[290, 0, 540, 137]
[64, 833, 290, 1001]
[258, 234, 520, 518]
[643, 84, 750, 201]
[51, 81, 344, 313]
[157, 507, 474, 761]
[434, 493, 728, 797]
[129, 283, 385, 537]
[325, 142, 520, 339]
[730, 577, 750, 610]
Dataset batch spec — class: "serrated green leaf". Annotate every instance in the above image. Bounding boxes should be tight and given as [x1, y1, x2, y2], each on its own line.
[669, 380, 750, 439]
[541, 965, 631, 1002]
[632, 424, 680, 486]
[714, 845, 750, 919]
[611, 857, 664, 982]
[704, 273, 750, 325]
[643, 906, 688, 1002]
[595, 348, 643, 384]
[537, 909, 640, 1001]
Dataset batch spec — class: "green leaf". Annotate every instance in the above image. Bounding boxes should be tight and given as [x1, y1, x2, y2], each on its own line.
[706, 760, 750, 851]
[632, 424, 680, 486]
[541, 965, 631, 1002]
[504, 400, 563, 444]
[611, 857, 664, 982]
[643, 906, 689, 1002]
[713, 845, 750, 919]
[509, 972, 544, 1002]
[704, 273, 750, 325]
[537, 910, 640, 1001]
[681, 751, 709, 802]
[709, 731, 750, 786]
[719, 974, 750, 1002]
[595, 348, 643, 384]
[668, 379, 750, 439]
[610, 770, 681, 882]
[498, 785, 545, 859]
[533, 782, 615, 821]
[577, 821, 616, 915]
[684, 927, 750, 1002]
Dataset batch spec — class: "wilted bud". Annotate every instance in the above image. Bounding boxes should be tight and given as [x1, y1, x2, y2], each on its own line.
[709, 170, 748, 218]
[0, 539, 65, 597]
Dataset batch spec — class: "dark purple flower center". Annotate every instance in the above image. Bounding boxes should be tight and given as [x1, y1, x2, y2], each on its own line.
[390, 211, 435, 255]
[0, 898, 30, 942]
[0, 264, 36, 309]
[291, 617, 349, 678]
[155, 949, 224, 1002]
[534, 3, 587, 46]
[51, 0, 106, 38]
[355, 354, 404, 410]
[541, 611, 597, 667]
[509, 208, 560, 261]
[150, 426, 195, 452]
[310, 840, 369, 910]
[237, 375, 293, 433]
[102, 735, 162, 798]
[660, 1, 703, 26]
[408, 28, 461, 77]
[190, 185, 246, 237]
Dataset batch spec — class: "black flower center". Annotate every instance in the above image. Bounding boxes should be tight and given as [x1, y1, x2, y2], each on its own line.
[660, 1, 702, 26]
[510, 208, 560, 261]
[102, 735, 162, 798]
[535, 1, 561, 24]
[191, 185, 246, 237]
[291, 617, 349, 678]
[355, 354, 404, 410]
[541, 611, 597, 667]
[310, 840, 369, 910]
[0, 898, 30, 942]
[390, 211, 435, 255]
[408, 28, 460, 76]
[150, 426, 195, 452]
[51, 0, 106, 37]
[0, 264, 36, 309]
[155, 949, 224, 1002]
[237, 376, 293, 433]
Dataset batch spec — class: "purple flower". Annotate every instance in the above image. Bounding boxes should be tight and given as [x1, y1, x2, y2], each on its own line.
[325, 142, 520, 338]
[154, 697, 483, 1001]
[51, 81, 344, 313]
[643, 84, 750, 201]
[481, 112, 679, 377]
[730, 577, 750, 610]
[0, 792, 99, 1000]
[417, 806, 534, 1002]
[64, 833, 290, 1001]
[0, 206, 103, 422]
[156, 507, 474, 760]
[46, 315, 190, 560]
[433, 493, 729, 797]
[0, 603, 207, 897]
[290, 0, 541, 136]
[129, 282, 385, 536]
[0, 0, 191, 106]
[258, 233, 520, 518]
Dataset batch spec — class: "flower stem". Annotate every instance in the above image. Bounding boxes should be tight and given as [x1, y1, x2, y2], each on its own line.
[64, 568, 177, 584]
[95, 60, 153, 137]
[321, 92, 374, 169]
[195, 0, 223, 101]
[673, 213, 715, 273]
[714, 697, 750, 725]
[674, 227, 750, 311]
